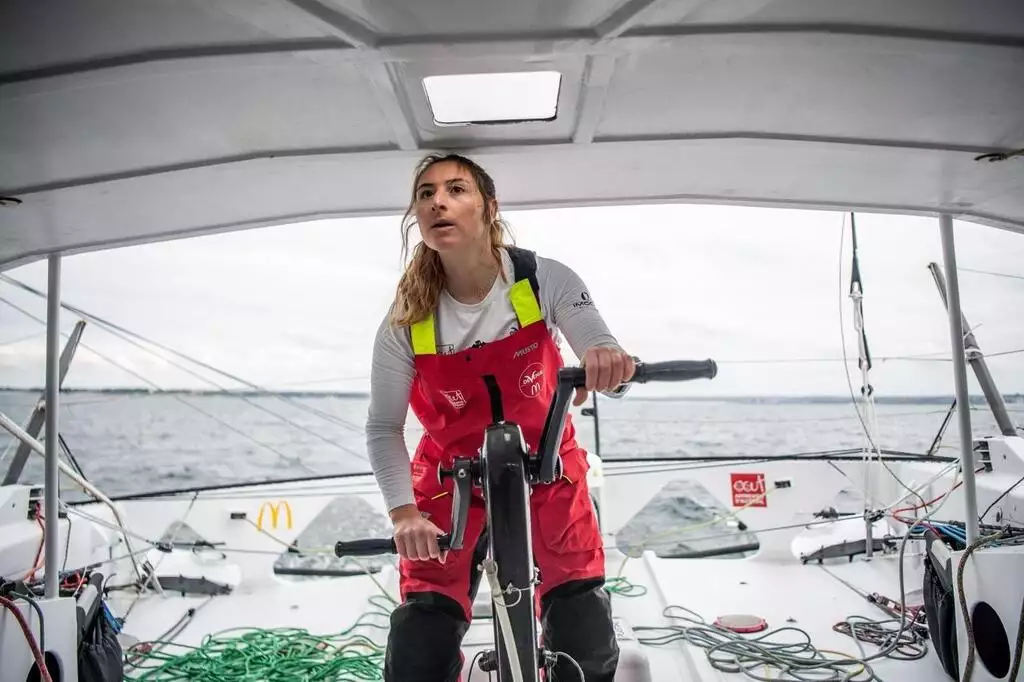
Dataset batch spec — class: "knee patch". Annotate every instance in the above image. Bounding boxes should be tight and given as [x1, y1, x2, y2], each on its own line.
[541, 578, 620, 681]
[385, 592, 469, 682]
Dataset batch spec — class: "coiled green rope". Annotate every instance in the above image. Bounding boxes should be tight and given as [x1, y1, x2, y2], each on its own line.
[604, 576, 647, 597]
[125, 594, 394, 681]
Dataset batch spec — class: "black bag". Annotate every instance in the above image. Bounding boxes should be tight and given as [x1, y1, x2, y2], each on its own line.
[923, 534, 960, 681]
[78, 604, 124, 682]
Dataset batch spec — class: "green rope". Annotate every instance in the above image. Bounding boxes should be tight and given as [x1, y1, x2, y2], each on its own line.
[122, 563, 647, 680]
[125, 595, 395, 681]
[605, 576, 647, 597]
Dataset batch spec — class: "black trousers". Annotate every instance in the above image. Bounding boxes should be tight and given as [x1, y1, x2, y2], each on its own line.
[383, 577, 620, 681]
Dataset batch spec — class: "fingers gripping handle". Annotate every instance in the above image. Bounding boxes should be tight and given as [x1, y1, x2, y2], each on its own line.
[537, 358, 717, 484]
[334, 534, 452, 557]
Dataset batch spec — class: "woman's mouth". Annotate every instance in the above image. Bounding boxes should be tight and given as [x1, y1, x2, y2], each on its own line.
[432, 219, 455, 229]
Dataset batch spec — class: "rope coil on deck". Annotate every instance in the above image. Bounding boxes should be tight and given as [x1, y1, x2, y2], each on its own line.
[634, 604, 880, 681]
[123, 594, 394, 681]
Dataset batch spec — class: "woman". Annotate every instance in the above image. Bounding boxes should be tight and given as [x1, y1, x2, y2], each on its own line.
[367, 153, 634, 681]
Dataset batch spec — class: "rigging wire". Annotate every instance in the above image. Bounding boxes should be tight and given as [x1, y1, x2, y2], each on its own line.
[595, 407, 962, 425]
[54, 312, 368, 461]
[0, 331, 44, 347]
[714, 346, 1024, 363]
[0, 275, 368, 442]
[0, 294, 321, 473]
[979, 473, 1024, 523]
[836, 214, 932, 515]
[837, 214, 879, 454]
[959, 266, 1024, 282]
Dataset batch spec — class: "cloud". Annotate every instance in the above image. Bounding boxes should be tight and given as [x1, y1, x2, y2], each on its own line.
[2, 204, 1022, 396]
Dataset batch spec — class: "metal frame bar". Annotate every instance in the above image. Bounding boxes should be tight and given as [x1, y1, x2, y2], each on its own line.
[1, 320, 85, 486]
[3, 133, 1007, 200]
[938, 214, 980, 544]
[44, 254, 61, 598]
[594, 0, 665, 38]
[3, 22, 1018, 87]
[572, 54, 617, 144]
[928, 263, 1017, 437]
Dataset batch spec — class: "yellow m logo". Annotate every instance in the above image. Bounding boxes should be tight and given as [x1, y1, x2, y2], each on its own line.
[256, 500, 293, 530]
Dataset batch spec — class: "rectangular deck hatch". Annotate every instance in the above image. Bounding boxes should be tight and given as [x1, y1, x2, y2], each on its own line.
[423, 71, 561, 125]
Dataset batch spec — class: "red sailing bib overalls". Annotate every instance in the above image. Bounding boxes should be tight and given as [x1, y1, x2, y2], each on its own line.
[399, 248, 605, 622]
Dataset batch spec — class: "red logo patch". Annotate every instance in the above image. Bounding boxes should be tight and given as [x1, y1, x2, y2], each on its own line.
[519, 363, 545, 398]
[730, 473, 767, 507]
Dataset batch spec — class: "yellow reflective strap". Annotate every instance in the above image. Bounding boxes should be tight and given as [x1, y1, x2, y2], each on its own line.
[509, 279, 542, 327]
[410, 315, 436, 355]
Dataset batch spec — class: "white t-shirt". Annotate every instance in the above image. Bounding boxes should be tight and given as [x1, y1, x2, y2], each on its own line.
[366, 247, 624, 512]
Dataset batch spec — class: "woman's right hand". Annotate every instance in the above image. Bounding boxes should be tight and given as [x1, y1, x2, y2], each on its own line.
[390, 504, 447, 562]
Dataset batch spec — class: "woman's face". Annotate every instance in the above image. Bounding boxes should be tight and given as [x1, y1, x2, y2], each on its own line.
[414, 161, 491, 253]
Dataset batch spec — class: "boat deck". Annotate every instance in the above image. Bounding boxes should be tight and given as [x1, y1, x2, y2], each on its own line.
[109, 542, 947, 681]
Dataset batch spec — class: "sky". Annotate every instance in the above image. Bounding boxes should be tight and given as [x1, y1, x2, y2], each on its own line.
[2, 203, 1024, 397]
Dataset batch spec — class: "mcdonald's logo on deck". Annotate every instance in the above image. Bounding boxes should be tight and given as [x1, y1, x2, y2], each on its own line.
[256, 500, 293, 530]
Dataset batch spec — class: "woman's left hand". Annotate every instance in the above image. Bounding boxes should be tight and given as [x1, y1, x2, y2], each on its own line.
[574, 346, 636, 406]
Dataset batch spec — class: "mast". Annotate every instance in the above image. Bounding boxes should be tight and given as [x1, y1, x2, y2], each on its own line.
[847, 214, 882, 558]
[937, 215, 980, 544]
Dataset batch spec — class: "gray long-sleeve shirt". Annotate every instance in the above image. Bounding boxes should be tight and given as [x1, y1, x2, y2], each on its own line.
[365, 248, 624, 512]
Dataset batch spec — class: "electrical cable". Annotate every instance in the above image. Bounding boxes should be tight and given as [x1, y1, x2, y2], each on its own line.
[551, 650, 587, 681]
[0, 594, 53, 682]
[466, 651, 485, 682]
[1, 584, 46, 656]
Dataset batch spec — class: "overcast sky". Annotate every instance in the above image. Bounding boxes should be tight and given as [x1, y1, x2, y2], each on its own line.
[2, 204, 1024, 397]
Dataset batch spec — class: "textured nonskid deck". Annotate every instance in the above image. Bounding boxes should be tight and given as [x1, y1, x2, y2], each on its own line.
[629, 550, 949, 681]
[109, 552, 695, 681]
[108, 540, 947, 681]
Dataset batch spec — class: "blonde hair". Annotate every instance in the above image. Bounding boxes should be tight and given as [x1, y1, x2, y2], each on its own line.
[390, 153, 513, 327]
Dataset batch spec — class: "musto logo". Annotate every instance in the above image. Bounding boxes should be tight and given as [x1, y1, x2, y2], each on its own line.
[519, 362, 545, 398]
[730, 473, 767, 508]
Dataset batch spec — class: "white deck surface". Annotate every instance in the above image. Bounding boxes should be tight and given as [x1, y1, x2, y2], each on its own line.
[109, 541, 948, 681]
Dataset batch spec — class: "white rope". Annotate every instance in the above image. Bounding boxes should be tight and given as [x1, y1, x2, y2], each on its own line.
[481, 558, 526, 682]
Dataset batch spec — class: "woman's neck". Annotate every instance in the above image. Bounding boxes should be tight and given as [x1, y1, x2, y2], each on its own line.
[440, 242, 501, 304]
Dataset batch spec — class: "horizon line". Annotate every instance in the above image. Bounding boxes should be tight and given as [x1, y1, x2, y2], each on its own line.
[2, 386, 1023, 405]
